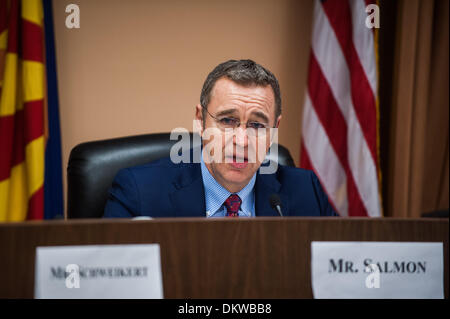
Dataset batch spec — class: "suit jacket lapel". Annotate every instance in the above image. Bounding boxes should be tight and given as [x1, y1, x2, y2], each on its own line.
[169, 163, 206, 217]
[255, 170, 289, 217]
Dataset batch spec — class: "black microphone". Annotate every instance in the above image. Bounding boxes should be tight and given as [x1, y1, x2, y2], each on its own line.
[269, 194, 283, 217]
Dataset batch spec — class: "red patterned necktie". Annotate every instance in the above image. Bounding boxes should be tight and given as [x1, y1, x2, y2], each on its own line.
[224, 194, 242, 217]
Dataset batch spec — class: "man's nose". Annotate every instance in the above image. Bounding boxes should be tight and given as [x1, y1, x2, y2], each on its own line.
[233, 126, 248, 148]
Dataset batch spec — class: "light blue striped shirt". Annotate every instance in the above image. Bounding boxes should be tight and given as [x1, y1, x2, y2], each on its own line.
[200, 156, 256, 217]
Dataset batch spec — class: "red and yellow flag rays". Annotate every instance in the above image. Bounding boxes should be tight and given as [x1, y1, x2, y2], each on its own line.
[0, 0, 45, 222]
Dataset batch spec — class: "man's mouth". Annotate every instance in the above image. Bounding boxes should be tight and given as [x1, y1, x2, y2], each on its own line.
[226, 155, 248, 169]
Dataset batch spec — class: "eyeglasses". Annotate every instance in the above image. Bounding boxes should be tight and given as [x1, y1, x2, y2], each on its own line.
[201, 105, 274, 132]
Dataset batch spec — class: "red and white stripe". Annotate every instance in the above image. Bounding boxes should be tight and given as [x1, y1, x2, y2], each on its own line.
[300, 0, 381, 217]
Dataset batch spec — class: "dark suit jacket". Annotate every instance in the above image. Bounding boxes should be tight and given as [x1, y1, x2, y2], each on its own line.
[103, 156, 338, 218]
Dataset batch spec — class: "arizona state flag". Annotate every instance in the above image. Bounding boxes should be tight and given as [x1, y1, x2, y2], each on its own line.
[0, 0, 63, 222]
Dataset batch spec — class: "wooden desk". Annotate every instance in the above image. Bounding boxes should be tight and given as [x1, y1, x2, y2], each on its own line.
[0, 217, 447, 298]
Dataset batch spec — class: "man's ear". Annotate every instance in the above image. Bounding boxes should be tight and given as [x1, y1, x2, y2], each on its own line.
[195, 104, 203, 121]
[194, 104, 204, 135]
[269, 115, 282, 145]
[275, 115, 282, 128]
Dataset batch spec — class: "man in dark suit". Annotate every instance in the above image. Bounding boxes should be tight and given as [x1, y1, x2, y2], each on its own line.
[104, 59, 337, 218]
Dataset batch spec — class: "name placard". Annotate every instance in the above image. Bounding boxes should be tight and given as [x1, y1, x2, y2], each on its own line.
[311, 242, 444, 299]
[35, 244, 163, 299]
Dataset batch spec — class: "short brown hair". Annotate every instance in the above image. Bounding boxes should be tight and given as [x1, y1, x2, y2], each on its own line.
[200, 59, 282, 121]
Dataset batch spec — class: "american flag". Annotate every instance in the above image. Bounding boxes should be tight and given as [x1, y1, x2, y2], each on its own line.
[300, 0, 382, 217]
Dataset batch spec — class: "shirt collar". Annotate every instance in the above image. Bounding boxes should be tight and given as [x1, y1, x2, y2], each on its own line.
[200, 156, 256, 217]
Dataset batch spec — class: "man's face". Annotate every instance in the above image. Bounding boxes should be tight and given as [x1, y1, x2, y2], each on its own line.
[196, 77, 281, 193]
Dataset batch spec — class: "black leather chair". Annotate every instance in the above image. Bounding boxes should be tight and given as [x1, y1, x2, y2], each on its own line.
[67, 132, 295, 218]
[421, 210, 449, 218]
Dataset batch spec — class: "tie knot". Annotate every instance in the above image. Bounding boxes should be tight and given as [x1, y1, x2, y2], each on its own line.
[224, 194, 241, 217]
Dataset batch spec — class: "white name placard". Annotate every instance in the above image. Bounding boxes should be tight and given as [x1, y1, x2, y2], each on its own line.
[311, 242, 444, 299]
[35, 244, 163, 299]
